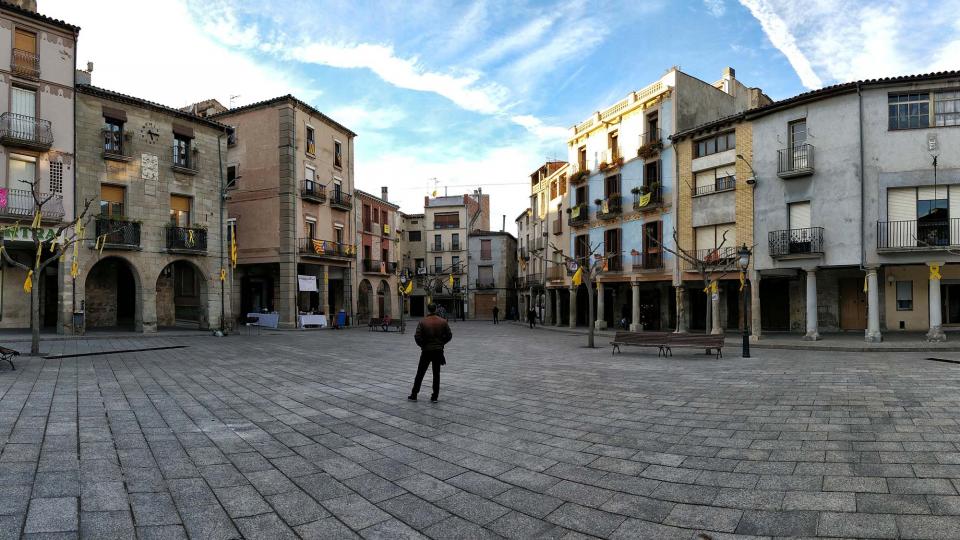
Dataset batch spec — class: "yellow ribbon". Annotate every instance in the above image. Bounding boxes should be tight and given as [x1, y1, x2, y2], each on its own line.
[230, 223, 238, 268]
[187, 229, 195, 246]
[739, 271, 745, 292]
[219, 268, 226, 282]
[931, 264, 942, 281]
[404, 280, 414, 295]
[23, 270, 33, 293]
[863, 276, 868, 293]
[71, 259, 78, 279]
[448, 274, 454, 288]
[95, 235, 105, 255]
[30, 212, 41, 229]
[34, 244, 42, 268]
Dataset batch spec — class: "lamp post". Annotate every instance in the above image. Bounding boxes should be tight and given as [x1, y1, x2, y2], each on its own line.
[738, 243, 751, 358]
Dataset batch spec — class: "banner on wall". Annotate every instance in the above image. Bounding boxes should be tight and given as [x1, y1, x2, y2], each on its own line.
[297, 275, 318, 292]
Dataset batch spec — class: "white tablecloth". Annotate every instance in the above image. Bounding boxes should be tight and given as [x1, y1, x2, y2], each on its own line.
[298, 314, 327, 328]
[248, 312, 279, 328]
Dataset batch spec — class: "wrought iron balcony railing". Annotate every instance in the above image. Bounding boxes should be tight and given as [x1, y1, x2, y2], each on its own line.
[299, 238, 354, 258]
[877, 219, 960, 249]
[0, 112, 52, 150]
[0, 188, 63, 220]
[301, 181, 326, 202]
[633, 186, 662, 211]
[475, 280, 496, 289]
[632, 252, 664, 271]
[568, 203, 589, 226]
[166, 226, 207, 252]
[101, 129, 132, 161]
[597, 195, 622, 219]
[11, 48, 39, 78]
[769, 227, 824, 257]
[95, 217, 140, 248]
[777, 144, 814, 178]
[638, 128, 663, 158]
[695, 246, 738, 267]
[604, 254, 624, 272]
[330, 190, 352, 210]
[693, 176, 736, 197]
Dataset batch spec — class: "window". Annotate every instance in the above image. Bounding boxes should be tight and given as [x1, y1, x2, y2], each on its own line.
[434, 257, 442, 273]
[550, 180, 558, 200]
[100, 185, 124, 217]
[789, 201, 811, 230]
[695, 223, 736, 255]
[694, 166, 736, 196]
[415, 258, 424, 272]
[433, 234, 442, 250]
[608, 131, 619, 161]
[578, 146, 587, 171]
[104, 117, 123, 155]
[306, 126, 316, 155]
[452, 233, 460, 250]
[14, 28, 36, 55]
[643, 221, 662, 269]
[788, 120, 806, 148]
[305, 219, 316, 240]
[935, 90, 960, 127]
[227, 218, 236, 245]
[695, 132, 735, 157]
[575, 185, 587, 205]
[453, 277, 461, 290]
[334, 226, 343, 244]
[372, 206, 380, 224]
[332, 179, 342, 200]
[434, 212, 459, 229]
[889, 92, 930, 129]
[334, 140, 343, 168]
[170, 195, 191, 226]
[227, 126, 237, 146]
[604, 174, 621, 198]
[408, 230, 421, 241]
[304, 166, 316, 192]
[452, 255, 460, 271]
[382, 247, 389, 262]
[478, 266, 494, 286]
[12, 86, 35, 120]
[896, 281, 913, 311]
[575, 234, 589, 263]
[173, 134, 191, 168]
[227, 165, 238, 189]
[480, 239, 492, 260]
[12, 28, 37, 77]
[604, 228, 621, 254]
[49, 161, 62, 194]
[8, 154, 35, 189]
[644, 160, 660, 189]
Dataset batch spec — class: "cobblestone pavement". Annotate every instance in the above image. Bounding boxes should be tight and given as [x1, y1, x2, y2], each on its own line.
[2, 323, 960, 539]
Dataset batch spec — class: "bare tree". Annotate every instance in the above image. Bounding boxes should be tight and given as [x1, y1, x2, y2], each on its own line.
[0, 181, 96, 355]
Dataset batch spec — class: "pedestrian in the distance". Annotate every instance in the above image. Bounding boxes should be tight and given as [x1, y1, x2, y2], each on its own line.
[527, 307, 536, 329]
[492, 305, 500, 324]
[409, 303, 452, 403]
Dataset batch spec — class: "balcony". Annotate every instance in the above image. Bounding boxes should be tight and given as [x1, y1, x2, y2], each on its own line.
[605, 254, 624, 272]
[632, 252, 664, 271]
[0, 188, 63, 221]
[362, 259, 397, 274]
[569, 168, 590, 186]
[633, 186, 663, 212]
[299, 238, 354, 259]
[0, 113, 52, 151]
[166, 226, 207, 253]
[769, 227, 824, 258]
[596, 195, 622, 220]
[329, 191, 352, 211]
[11, 48, 39, 79]
[433, 221, 460, 230]
[552, 217, 563, 234]
[597, 149, 624, 172]
[94, 217, 140, 249]
[777, 144, 814, 178]
[171, 147, 198, 175]
[568, 203, 589, 227]
[695, 246, 738, 268]
[475, 279, 496, 289]
[693, 176, 736, 197]
[102, 129, 133, 162]
[877, 219, 960, 251]
[637, 128, 662, 159]
[301, 181, 326, 203]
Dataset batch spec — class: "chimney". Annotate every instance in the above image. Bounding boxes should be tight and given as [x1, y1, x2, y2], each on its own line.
[11, 0, 37, 12]
[501, 215, 505, 232]
[381, 186, 388, 202]
[721, 66, 736, 95]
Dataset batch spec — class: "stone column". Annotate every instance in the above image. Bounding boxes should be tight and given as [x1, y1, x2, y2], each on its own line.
[568, 285, 577, 328]
[804, 268, 819, 341]
[595, 282, 607, 330]
[865, 267, 882, 343]
[928, 262, 946, 342]
[630, 282, 641, 331]
[554, 290, 562, 327]
[675, 285, 689, 333]
[750, 270, 762, 342]
[710, 283, 722, 335]
[544, 289, 553, 325]
[141, 286, 158, 334]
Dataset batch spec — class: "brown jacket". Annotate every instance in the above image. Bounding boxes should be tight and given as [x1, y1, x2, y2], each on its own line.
[415, 314, 453, 352]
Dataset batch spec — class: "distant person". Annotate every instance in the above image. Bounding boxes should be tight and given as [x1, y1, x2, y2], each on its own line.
[492, 306, 500, 324]
[409, 303, 452, 403]
[509, 306, 517, 321]
[527, 307, 537, 329]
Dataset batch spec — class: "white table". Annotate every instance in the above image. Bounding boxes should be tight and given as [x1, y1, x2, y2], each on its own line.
[298, 314, 327, 328]
[248, 312, 279, 328]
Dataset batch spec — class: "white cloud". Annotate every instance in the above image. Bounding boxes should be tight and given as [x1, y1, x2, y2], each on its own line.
[510, 115, 568, 141]
[704, 0, 726, 17]
[328, 103, 407, 132]
[738, 0, 823, 89]
[472, 17, 554, 66]
[40, 0, 310, 109]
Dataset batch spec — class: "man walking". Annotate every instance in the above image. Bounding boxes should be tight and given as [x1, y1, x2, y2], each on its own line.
[527, 306, 536, 329]
[492, 305, 500, 324]
[409, 303, 452, 402]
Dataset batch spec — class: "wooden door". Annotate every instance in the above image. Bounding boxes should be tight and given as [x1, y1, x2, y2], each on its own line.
[839, 278, 867, 330]
[474, 293, 497, 319]
[760, 279, 790, 331]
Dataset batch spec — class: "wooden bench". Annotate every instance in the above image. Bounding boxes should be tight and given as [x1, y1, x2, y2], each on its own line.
[382, 320, 405, 332]
[367, 318, 382, 331]
[0, 346, 18, 370]
[611, 331, 725, 359]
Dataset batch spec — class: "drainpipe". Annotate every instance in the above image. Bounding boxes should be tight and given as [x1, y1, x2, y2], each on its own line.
[70, 30, 78, 331]
[217, 131, 226, 335]
[858, 82, 865, 269]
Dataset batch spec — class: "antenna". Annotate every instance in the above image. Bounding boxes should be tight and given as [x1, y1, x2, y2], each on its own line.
[229, 94, 241, 108]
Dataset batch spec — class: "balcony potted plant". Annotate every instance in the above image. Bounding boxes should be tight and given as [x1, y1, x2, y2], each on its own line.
[630, 186, 642, 195]
[598, 161, 609, 171]
[594, 198, 602, 206]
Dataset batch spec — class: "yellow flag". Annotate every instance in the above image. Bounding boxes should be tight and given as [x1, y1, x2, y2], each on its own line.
[863, 276, 868, 293]
[404, 280, 414, 295]
[23, 270, 33, 293]
[710, 281, 718, 294]
[71, 259, 78, 279]
[572, 267, 583, 286]
[448, 274, 454, 288]
[230, 223, 238, 268]
[931, 264, 942, 280]
[637, 192, 651, 208]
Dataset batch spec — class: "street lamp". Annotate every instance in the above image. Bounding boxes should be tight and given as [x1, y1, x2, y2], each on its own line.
[737, 243, 751, 358]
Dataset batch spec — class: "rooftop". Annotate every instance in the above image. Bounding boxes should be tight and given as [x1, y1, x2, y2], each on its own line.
[1, 1, 80, 33]
[354, 189, 399, 210]
[211, 95, 357, 137]
[77, 85, 229, 131]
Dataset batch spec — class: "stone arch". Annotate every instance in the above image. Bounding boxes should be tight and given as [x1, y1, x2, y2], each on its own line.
[377, 280, 391, 319]
[357, 279, 373, 323]
[156, 258, 210, 329]
[84, 256, 142, 331]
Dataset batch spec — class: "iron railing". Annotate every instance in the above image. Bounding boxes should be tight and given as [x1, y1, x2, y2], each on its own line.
[428, 242, 461, 252]
[568, 203, 589, 226]
[597, 195, 622, 219]
[95, 217, 140, 247]
[166, 226, 207, 251]
[693, 176, 736, 196]
[299, 238, 354, 258]
[633, 186, 662, 210]
[301, 181, 326, 202]
[605, 254, 624, 272]
[0, 188, 63, 220]
[11, 48, 39, 78]
[769, 227, 824, 257]
[433, 221, 460, 229]
[695, 246, 738, 266]
[877, 219, 960, 249]
[101, 129, 131, 160]
[330, 190, 352, 210]
[362, 259, 397, 273]
[641, 128, 662, 147]
[632, 253, 664, 271]
[777, 144, 814, 177]
[0, 112, 53, 149]
[475, 279, 496, 289]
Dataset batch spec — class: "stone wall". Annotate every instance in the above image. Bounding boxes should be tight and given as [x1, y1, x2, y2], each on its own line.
[86, 260, 119, 327]
[156, 271, 174, 326]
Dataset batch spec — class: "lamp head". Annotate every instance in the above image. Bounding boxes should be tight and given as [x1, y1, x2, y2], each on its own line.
[737, 243, 751, 271]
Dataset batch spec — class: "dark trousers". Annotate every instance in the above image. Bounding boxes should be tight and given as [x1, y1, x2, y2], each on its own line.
[528, 317, 535, 328]
[493, 313, 499, 324]
[411, 350, 443, 398]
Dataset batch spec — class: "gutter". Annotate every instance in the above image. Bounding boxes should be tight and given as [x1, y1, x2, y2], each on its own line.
[857, 83, 865, 269]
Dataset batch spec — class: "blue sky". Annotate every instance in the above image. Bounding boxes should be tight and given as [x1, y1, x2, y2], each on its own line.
[45, 0, 960, 224]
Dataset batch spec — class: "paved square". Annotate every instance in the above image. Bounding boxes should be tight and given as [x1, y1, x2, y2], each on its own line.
[2, 322, 960, 538]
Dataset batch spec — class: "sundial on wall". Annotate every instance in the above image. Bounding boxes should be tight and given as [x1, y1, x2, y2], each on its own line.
[138, 121, 160, 144]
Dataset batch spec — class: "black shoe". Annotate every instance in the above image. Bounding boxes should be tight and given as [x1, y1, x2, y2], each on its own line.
[430, 396, 438, 402]
[407, 395, 417, 401]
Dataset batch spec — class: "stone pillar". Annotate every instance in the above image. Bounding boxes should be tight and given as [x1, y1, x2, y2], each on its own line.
[928, 262, 946, 342]
[675, 285, 689, 333]
[710, 283, 722, 335]
[595, 282, 607, 330]
[554, 290, 562, 327]
[568, 285, 577, 328]
[630, 282, 641, 331]
[750, 270, 762, 342]
[865, 267, 882, 343]
[141, 286, 158, 334]
[544, 289, 553, 325]
[804, 268, 819, 341]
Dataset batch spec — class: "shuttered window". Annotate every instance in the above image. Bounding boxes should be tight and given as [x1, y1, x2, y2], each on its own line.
[100, 185, 124, 217]
[695, 224, 736, 251]
[14, 29, 36, 54]
[695, 170, 714, 190]
[695, 226, 715, 251]
[789, 201, 811, 230]
[887, 188, 916, 222]
[434, 212, 459, 229]
[170, 195, 191, 226]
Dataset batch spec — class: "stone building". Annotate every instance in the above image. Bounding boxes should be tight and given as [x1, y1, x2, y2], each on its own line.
[73, 85, 231, 332]
[355, 187, 399, 323]
[516, 161, 566, 324]
[0, 2, 78, 331]
[468, 230, 516, 319]
[211, 96, 356, 328]
[396, 212, 426, 316]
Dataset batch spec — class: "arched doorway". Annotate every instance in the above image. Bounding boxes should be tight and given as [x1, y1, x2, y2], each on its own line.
[157, 260, 208, 329]
[378, 280, 391, 318]
[357, 279, 373, 323]
[85, 257, 138, 330]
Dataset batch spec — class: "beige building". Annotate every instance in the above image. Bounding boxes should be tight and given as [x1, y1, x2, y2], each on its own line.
[213, 96, 356, 328]
[355, 187, 399, 323]
[0, 1, 78, 331]
[396, 212, 426, 315]
[73, 85, 230, 333]
[468, 230, 517, 319]
[516, 161, 567, 323]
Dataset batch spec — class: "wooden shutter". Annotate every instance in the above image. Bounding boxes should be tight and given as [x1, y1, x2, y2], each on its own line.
[101, 185, 124, 203]
[14, 29, 36, 53]
[695, 226, 715, 251]
[887, 188, 916, 221]
[170, 195, 190, 212]
[789, 201, 811, 230]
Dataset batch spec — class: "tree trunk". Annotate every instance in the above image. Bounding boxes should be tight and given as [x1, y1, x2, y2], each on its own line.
[586, 279, 595, 348]
[31, 270, 41, 355]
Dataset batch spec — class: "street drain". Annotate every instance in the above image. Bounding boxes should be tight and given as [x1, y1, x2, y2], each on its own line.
[926, 357, 960, 365]
[46, 345, 188, 359]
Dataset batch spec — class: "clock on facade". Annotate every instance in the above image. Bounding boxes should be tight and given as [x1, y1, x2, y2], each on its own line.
[138, 121, 160, 144]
